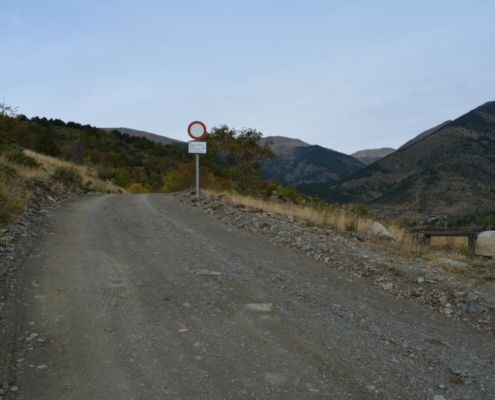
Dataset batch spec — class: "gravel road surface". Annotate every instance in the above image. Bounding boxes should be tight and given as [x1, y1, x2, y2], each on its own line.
[1, 193, 494, 399]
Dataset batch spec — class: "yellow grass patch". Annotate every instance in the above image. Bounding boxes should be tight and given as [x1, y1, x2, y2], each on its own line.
[203, 189, 375, 232]
[0, 149, 125, 226]
[23, 150, 124, 194]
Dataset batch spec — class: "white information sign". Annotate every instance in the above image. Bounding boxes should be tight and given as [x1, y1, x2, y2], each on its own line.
[188, 141, 207, 154]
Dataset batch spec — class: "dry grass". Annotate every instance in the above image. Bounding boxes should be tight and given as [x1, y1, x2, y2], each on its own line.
[23, 150, 124, 194]
[203, 189, 492, 275]
[0, 149, 125, 226]
[208, 190, 375, 230]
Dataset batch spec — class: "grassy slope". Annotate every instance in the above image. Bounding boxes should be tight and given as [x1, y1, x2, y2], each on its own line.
[0, 148, 123, 226]
[1, 115, 191, 192]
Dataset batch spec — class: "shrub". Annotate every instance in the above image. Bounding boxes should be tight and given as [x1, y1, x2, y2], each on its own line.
[356, 203, 370, 216]
[52, 167, 83, 189]
[161, 163, 218, 192]
[9, 144, 24, 152]
[457, 245, 476, 258]
[3, 149, 41, 169]
[0, 188, 24, 225]
[344, 217, 359, 232]
[127, 183, 151, 194]
[34, 133, 62, 157]
[0, 163, 18, 182]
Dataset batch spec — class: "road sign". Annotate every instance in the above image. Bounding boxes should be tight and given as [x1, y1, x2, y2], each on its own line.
[187, 121, 207, 196]
[188, 141, 207, 154]
[188, 121, 207, 140]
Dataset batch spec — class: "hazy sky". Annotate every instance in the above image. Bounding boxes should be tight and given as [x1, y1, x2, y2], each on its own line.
[2, 0, 494, 154]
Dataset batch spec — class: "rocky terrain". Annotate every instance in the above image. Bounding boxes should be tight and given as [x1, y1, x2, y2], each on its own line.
[0, 189, 494, 399]
[175, 192, 495, 335]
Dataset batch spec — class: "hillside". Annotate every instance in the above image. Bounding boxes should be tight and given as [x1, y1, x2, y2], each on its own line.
[1, 116, 191, 192]
[350, 148, 396, 165]
[101, 127, 184, 146]
[398, 120, 451, 151]
[261, 145, 365, 186]
[260, 136, 310, 155]
[302, 101, 495, 220]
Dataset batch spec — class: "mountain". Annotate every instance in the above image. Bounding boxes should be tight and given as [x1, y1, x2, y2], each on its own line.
[260, 136, 310, 155]
[300, 101, 495, 221]
[262, 145, 365, 186]
[398, 120, 452, 151]
[351, 148, 396, 165]
[101, 127, 184, 146]
[350, 121, 452, 165]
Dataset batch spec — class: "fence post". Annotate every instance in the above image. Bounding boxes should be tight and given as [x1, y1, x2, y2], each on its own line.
[412, 233, 431, 246]
[467, 230, 477, 249]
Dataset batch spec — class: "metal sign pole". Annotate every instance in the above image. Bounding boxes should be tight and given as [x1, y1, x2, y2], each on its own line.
[196, 153, 200, 196]
[187, 121, 207, 197]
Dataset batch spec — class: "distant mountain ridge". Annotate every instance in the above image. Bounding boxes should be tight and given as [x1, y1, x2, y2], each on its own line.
[101, 127, 184, 146]
[398, 120, 452, 151]
[261, 144, 365, 186]
[301, 101, 495, 220]
[260, 136, 310, 155]
[351, 148, 396, 165]
[349, 121, 452, 165]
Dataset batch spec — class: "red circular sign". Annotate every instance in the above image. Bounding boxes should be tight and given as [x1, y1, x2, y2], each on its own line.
[188, 121, 207, 140]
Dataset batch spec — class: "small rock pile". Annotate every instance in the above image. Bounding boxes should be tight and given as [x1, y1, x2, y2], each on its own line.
[175, 192, 495, 334]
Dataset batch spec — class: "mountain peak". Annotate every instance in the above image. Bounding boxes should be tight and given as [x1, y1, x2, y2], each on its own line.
[261, 136, 310, 155]
[302, 101, 495, 220]
[101, 127, 184, 146]
[350, 148, 396, 165]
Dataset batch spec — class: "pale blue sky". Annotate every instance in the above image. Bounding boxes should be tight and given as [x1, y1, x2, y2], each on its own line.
[1, 0, 494, 154]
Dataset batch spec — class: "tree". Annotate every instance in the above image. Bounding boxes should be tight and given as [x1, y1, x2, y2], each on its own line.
[203, 125, 275, 193]
[0, 100, 19, 118]
[161, 163, 218, 192]
[34, 127, 62, 157]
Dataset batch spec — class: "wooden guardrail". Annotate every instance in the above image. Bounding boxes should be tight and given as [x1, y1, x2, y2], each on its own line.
[412, 227, 495, 248]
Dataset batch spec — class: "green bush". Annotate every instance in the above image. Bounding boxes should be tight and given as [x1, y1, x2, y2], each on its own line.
[52, 167, 83, 189]
[0, 189, 24, 225]
[356, 203, 369, 216]
[0, 163, 18, 182]
[9, 144, 24, 152]
[3, 149, 41, 169]
[344, 217, 359, 232]
[457, 245, 476, 258]
[34, 133, 62, 157]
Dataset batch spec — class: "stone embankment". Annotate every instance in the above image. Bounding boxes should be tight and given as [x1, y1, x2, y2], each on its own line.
[175, 192, 495, 334]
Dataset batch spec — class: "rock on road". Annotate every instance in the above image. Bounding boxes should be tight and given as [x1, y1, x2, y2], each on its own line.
[1, 194, 494, 399]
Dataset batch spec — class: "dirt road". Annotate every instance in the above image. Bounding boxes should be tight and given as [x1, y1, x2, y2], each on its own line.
[1, 194, 494, 399]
